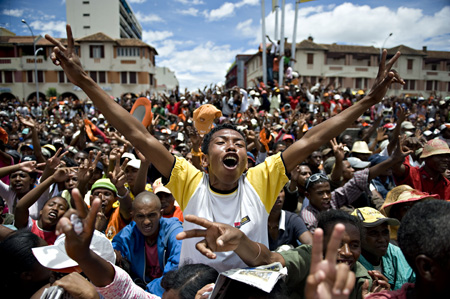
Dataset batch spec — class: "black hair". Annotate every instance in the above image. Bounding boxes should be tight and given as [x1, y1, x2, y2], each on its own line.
[161, 263, 218, 299]
[318, 209, 364, 241]
[221, 279, 288, 299]
[201, 123, 245, 155]
[398, 200, 450, 272]
[0, 231, 47, 296]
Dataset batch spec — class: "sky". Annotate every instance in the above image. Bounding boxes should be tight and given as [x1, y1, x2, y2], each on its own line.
[1, 0, 449, 90]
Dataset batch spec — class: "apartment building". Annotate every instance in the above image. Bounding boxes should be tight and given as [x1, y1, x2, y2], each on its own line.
[243, 38, 450, 97]
[66, 0, 142, 40]
[0, 32, 157, 101]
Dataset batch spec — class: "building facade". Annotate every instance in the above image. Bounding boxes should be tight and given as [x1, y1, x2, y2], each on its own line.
[0, 32, 157, 101]
[155, 66, 179, 95]
[225, 55, 252, 89]
[244, 38, 450, 97]
[66, 0, 142, 40]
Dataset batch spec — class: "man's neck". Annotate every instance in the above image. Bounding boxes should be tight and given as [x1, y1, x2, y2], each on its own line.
[268, 209, 281, 223]
[361, 249, 382, 266]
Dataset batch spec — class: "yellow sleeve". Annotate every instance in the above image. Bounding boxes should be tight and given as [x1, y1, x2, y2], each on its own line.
[165, 156, 204, 211]
[246, 153, 289, 214]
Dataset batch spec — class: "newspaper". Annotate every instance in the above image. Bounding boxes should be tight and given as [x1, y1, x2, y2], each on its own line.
[208, 262, 288, 298]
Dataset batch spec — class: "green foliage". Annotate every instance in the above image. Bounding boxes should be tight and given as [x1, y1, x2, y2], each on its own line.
[46, 87, 58, 98]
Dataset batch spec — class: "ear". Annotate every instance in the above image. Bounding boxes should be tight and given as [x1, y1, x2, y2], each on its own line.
[202, 154, 209, 169]
[415, 254, 436, 282]
[20, 271, 33, 281]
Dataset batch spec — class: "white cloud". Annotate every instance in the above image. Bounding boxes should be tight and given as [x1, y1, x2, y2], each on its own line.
[142, 30, 174, 44]
[175, 0, 204, 5]
[157, 41, 241, 89]
[244, 3, 450, 51]
[204, 0, 259, 21]
[28, 20, 66, 37]
[2, 9, 23, 17]
[135, 11, 163, 23]
[128, 0, 147, 3]
[236, 19, 255, 38]
[177, 8, 199, 16]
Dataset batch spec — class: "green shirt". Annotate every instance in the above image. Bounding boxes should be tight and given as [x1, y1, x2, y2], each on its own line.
[280, 245, 372, 299]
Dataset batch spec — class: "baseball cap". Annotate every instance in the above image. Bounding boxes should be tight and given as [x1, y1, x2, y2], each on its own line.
[347, 157, 371, 169]
[121, 152, 136, 161]
[401, 121, 415, 130]
[247, 152, 256, 163]
[32, 230, 115, 272]
[126, 159, 141, 169]
[420, 139, 450, 158]
[91, 178, 117, 194]
[152, 177, 171, 194]
[193, 104, 222, 136]
[351, 207, 400, 227]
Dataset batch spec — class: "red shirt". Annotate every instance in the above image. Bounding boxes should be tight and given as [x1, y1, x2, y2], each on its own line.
[31, 219, 57, 245]
[162, 206, 184, 222]
[145, 242, 163, 280]
[166, 102, 181, 115]
[395, 163, 450, 200]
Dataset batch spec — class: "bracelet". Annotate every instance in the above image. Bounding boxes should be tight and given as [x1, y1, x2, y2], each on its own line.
[117, 189, 129, 199]
[191, 149, 202, 157]
[253, 243, 262, 261]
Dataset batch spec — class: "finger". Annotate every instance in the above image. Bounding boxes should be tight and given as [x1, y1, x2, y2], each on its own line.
[45, 34, 67, 51]
[196, 239, 217, 259]
[305, 270, 326, 298]
[333, 263, 350, 295]
[59, 150, 69, 159]
[36, 162, 46, 168]
[343, 270, 356, 295]
[54, 147, 63, 158]
[56, 209, 77, 235]
[361, 279, 370, 296]
[386, 51, 401, 72]
[184, 214, 214, 229]
[324, 223, 345, 264]
[377, 49, 387, 77]
[66, 24, 74, 53]
[310, 228, 324, 272]
[85, 197, 101, 234]
[92, 151, 101, 166]
[120, 158, 129, 171]
[71, 188, 89, 219]
[176, 229, 207, 240]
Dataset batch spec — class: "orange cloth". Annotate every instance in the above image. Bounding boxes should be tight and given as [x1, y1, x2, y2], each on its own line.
[162, 206, 184, 222]
[105, 207, 128, 240]
[0, 127, 8, 144]
[259, 128, 273, 152]
[84, 119, 98, 142]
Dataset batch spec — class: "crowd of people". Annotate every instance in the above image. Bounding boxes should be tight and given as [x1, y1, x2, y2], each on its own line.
[1, 24, 449, 299]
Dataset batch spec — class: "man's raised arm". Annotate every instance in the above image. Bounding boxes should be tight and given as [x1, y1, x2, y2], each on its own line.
[282, 50, 404, 173]
[45, 25, 174, 179]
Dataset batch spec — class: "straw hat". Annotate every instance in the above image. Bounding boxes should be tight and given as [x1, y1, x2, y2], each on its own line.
[420, 139, 450, 159]
[351, 141, 372, 154]
[380, 187, 439, 217]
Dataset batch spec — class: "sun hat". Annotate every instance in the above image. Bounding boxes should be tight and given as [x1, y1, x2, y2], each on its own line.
[152, 177, 171, 194]
[351, 207, 400, 227]
[32, 230, 115, 273]
[193, 104, 222, 136]
[347, 157, 371, 169]
[420, 139, 450, 158]
[91, 178, 117, 194]
[401, 121, 415, 130]
[380, 188, 439, 217]
[351, 141, 372, 154]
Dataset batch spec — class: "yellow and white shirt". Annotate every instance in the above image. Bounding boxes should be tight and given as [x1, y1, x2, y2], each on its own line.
[166, 153, 288, 272]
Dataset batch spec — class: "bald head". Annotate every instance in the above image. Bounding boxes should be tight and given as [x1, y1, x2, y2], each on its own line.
[133, 191, 161, 212]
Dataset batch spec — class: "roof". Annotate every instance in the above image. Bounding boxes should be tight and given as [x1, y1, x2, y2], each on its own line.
[387, 45, 425, 56]
[296, 39, 327, 51]
[424, 50, 450, 60]
[321, 43, 379, 55]
[76, 32, 115, 42]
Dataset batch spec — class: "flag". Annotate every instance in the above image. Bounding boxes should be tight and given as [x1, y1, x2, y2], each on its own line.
[300, 0, 316, 3]
[272, 0, 278, 12]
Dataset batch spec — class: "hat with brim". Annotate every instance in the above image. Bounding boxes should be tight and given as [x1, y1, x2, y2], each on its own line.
[347, 157, 371, 169]
[193, 104, 222, 136]
[351, 207, 400, 227]
[380, 189, 439, 217]
[152, 177, 171, 194]
[32, 230, 115, 273]
[91, 178, 117, 194]
[420, 139, 450, 158]
[351, 141, 372, 154]
[126, 159, 141, 169]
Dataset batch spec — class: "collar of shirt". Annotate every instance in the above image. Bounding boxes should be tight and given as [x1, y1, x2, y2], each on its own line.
[278, 210, 286, 231]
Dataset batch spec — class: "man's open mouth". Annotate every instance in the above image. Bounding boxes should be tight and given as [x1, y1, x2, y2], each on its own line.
[48, 211, 58, 219]
[223, 154, 239, 169]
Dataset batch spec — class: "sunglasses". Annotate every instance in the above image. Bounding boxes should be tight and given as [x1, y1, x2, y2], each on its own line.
[305, 173, 329, 190]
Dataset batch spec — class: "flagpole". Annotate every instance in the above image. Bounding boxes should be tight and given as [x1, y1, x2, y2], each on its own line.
[261, 0, 267, 85]
[274, 1, 279, 41]
[291, 0, 299, 68]
[278, 0, 285, 86]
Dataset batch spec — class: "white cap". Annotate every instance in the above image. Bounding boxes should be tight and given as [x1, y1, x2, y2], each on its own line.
[121, 153, 136, 161]
[126, 159, 141, 169]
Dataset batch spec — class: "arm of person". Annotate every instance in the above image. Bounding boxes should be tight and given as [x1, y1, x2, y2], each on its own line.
[281, 51, 404, 173]
[17, 114, 46, 164]
[362, 116, 383, 143]
[0, 161, 43, 181]
[46, 25, 175, 179]
[330, 138, 345, 184]
[108, 159, 132, 222]
[14, 168, 71, 228]
[369, 137, 411, 181]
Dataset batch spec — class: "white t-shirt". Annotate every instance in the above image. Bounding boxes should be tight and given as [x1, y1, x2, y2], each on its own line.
[166, 154, 288, 272]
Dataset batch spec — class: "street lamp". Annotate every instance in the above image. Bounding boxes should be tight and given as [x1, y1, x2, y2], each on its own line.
[22, 19, 41, 103]
[380, 33, 393, 59]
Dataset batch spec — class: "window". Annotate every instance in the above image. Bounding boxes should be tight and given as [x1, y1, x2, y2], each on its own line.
[83, 26, 91, 29]
[448, 82, 450, 92]
[117, 47, 140, 57]
[310, 76, 316, 85]
[121, 72, 127, 84]
[4, 71, 13, 83]
[82, 1, 89, 4]
[90, 71, 97, 83]
[129, 72, 136, 84]
[59, 71, 67, 83]
[431, 64, 437, 71]
[407, 59, 413, 70]
[355, 78, 368, 89]
[37, 70, 43, 83]
[99, 71, 106, 83]
[307, 53, 314, 65]
[89, 45, 104, 58]
[0, 72, 2, 83]
[83, 13, 90, 17]
[404, 80, 415, 90]
[27, 70, 33, 83]
[426, 80, 438, 91]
